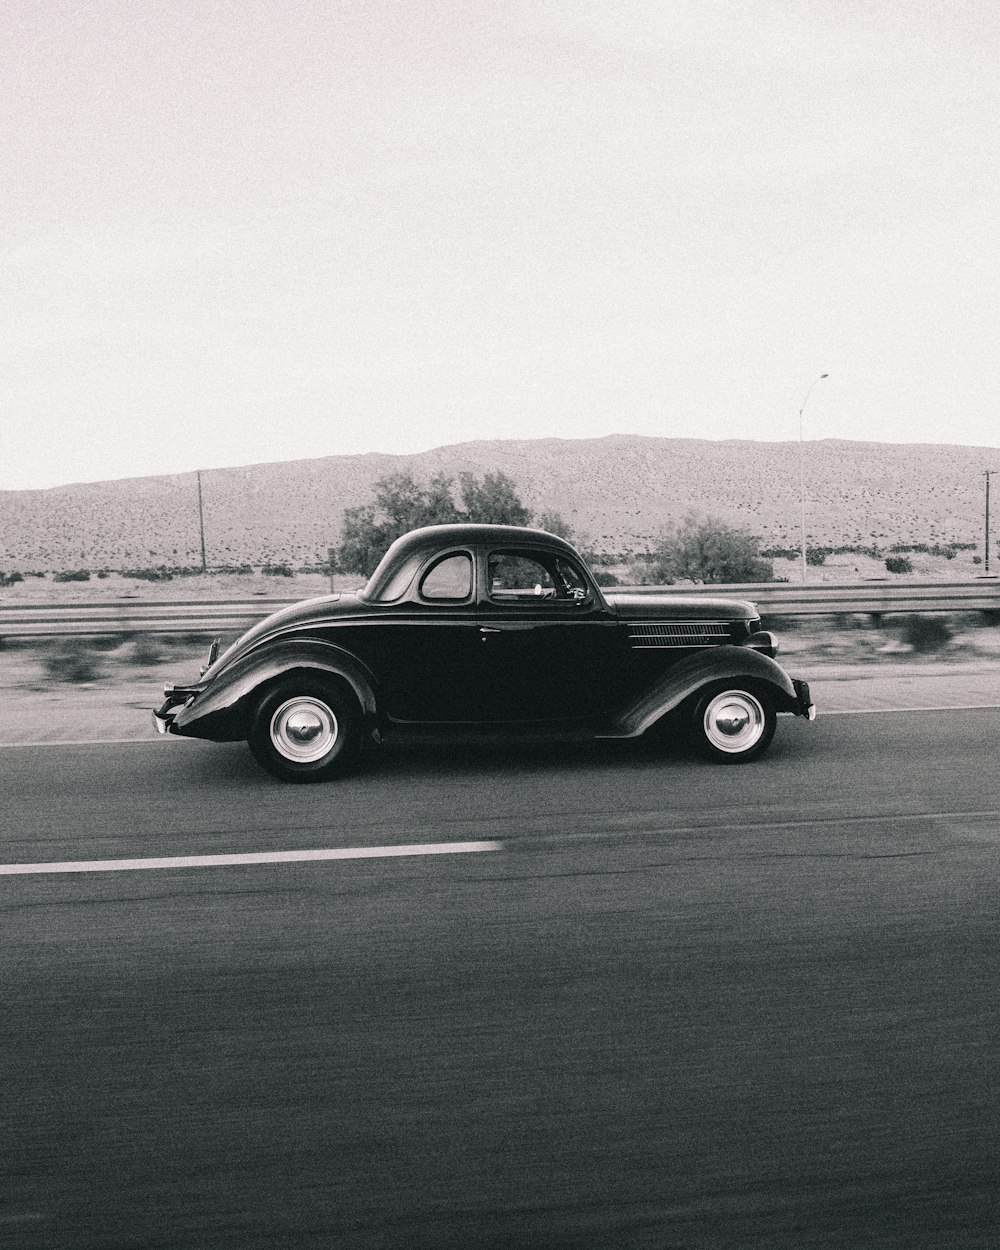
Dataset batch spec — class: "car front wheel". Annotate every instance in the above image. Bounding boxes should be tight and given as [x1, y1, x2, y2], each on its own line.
[248, 679, 362, 782]
[692, 684, 776, 764]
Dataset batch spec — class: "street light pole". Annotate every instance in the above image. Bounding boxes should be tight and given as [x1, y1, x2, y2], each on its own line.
[196, 469, 208, 573]
[798, 373, 828, 583]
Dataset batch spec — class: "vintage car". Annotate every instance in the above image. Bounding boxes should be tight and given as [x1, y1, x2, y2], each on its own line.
[153, 523, 815, 781]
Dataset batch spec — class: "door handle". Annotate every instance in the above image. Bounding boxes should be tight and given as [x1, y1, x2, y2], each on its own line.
[479, 626, 501, 635]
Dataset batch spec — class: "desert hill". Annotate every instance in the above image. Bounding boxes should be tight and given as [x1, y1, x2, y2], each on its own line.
[0, 435, 995, 569]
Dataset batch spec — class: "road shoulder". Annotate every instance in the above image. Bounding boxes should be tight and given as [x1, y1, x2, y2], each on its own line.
[3, 658, 1000, 744]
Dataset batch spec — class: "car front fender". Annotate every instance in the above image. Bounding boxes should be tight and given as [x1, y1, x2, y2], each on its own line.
[170, 638, 379, 742]
[601, 646, 802, 739]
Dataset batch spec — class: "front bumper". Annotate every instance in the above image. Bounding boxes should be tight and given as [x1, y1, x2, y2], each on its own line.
[792, 678, 816, 720]
[152, 683, 201, 735]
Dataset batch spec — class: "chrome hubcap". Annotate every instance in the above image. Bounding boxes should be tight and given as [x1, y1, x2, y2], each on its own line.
[270, 697, 339, 763]
[703, 691, 766, 753]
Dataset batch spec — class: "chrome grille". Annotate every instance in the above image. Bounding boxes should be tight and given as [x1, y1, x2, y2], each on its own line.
[628, 621, 730, 648]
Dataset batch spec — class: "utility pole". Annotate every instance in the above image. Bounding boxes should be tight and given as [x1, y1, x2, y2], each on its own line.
[986, 470, 995, 577]
[798, 373, 828, 583]
[196, 470, 208, 573]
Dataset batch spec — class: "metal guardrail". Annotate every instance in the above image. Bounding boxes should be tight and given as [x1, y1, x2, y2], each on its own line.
[1, 581, 998, 637]
[613, 580, 1000, 617]
[0, 598, 296, 638]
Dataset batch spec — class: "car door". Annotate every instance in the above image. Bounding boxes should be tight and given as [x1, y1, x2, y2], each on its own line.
[474, 547, 620, 722]
[376, 550, 485, 722]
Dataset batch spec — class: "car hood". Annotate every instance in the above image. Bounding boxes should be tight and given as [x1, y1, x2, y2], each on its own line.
[605, 592, 759, 621]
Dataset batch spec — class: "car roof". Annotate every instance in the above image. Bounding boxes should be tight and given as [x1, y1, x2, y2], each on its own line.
[384, 523, 581, 560]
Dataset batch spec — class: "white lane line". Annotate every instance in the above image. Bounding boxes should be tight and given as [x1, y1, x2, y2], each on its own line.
[821, 703, 1000, 716]
[0, 841, 502, 877]
[0, 737, 179, 748]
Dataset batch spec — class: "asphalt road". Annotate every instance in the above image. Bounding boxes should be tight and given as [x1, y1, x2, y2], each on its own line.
[2, 710, 999, 1249]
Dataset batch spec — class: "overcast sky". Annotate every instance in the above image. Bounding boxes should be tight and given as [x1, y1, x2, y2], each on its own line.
[2, 0, 998, 490]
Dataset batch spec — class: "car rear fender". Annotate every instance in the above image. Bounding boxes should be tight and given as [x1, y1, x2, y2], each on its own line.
[601, 646, 801, 739]
[171, 639, 378, 742]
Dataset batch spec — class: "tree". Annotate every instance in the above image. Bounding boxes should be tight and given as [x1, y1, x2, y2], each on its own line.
[538, 510, 574, 540]
[375, 472, 461, 531]
[337, 472, 462, 576]
[336, 470, 533, 575]
[459, 472, 531, 526]
[537, 510, 599, 561]
[646, 514, 775, 584]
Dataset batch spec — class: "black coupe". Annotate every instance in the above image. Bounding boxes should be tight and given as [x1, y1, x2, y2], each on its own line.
[154, 524, 814, 781]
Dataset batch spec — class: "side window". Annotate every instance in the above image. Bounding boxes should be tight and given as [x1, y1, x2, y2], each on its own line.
[555, 557, 590, 601]
[488, 552, 558, 602]
[420, 553, 473, 601]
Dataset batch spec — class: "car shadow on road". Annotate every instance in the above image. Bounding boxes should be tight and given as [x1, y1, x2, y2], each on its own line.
[166, 714, 814, 791]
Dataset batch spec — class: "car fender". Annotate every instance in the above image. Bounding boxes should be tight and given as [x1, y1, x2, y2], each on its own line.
[601, 646, 801, 739]
[171, 638, 379, 742]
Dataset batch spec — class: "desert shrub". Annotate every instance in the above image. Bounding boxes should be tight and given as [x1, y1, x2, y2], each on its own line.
[120, 565, 174, 582]
[42, 638, 104, 683]
[53, 569, 91, 582]
[89, 634, 123, 653]
[0, 570, 24, 586]
[626, 561, 670, 586]
[647, 514, 774, 584]
[759, 614, 800, 633]
[261, 563, 294, 577]
[885, 556, 913, 574]
[806, 546, 827, 566]
[902, 615, 952, 654]
[888, 543, 956, 559]
[760, 547, 799, 560]
[593, 570, 619, 586]
[172, 631, 216, 647]
[830, 544, 883, 559]
[215, 563, 254, 575]
[130, 634, 165, 666]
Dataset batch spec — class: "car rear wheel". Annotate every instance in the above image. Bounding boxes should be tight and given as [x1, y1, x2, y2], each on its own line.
[248, 679, 362, 782]
[692, 683, 776, 764]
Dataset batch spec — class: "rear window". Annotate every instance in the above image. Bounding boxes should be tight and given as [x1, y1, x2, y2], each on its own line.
[420, 553, 473, 600]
